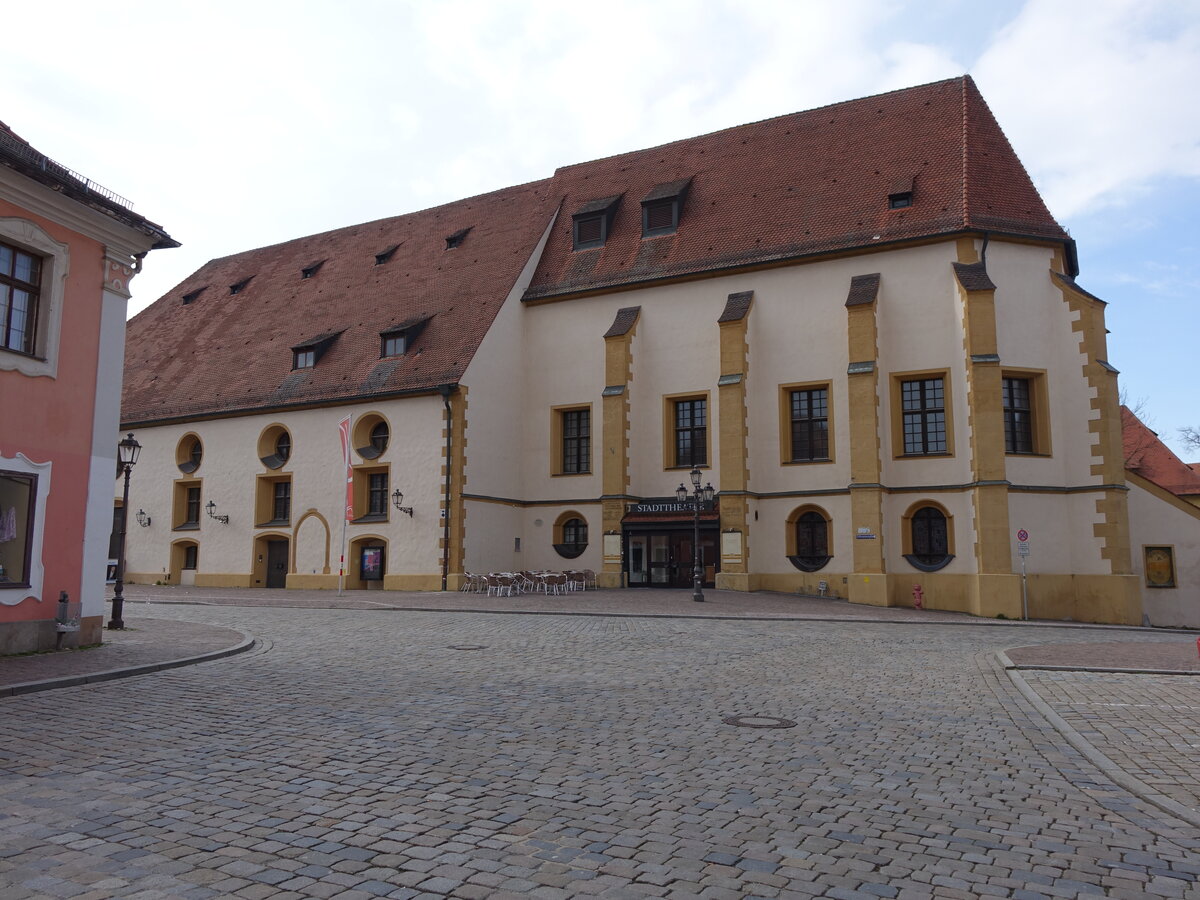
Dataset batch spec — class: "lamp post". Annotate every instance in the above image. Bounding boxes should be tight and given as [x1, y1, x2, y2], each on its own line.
[109, 432, 141, 630]
[676, 466, 715, 603]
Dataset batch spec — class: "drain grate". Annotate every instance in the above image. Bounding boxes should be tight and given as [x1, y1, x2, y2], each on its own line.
[723, 715, 797, 729]
[447, 644, 488, 651]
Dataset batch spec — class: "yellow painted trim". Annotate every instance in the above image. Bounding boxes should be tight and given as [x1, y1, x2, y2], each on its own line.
[549, 403, 593, 477]
[171, 476, 202, 530]
[383, 573, 443, 591]
[552, 509, 589, 544]
[351, 411, 392, 461]
[661, 390, 713, 472]
[250, 531, 291, 587]
[293, 508, 333, 574]
[898, 498, 957, 559]
[345, 533, 387, 591]
[174, 431, 204, 473]
[889, 368, 955, 460]
[256, 422, 293, 469]
[783, 504, 833, 559]
[445, 385, 468, 584]
[777, 381, 836, 466]
[350, 462, 390, 523]
[253, 472, 292, 527]
[286, 573, 339, 590]
[194, 573, 254, 588]
[1000, 367, 1052, 457]
[168, 537, 199, 585]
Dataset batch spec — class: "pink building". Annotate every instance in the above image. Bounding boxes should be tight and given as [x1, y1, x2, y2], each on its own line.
[0, 121, 175, 653]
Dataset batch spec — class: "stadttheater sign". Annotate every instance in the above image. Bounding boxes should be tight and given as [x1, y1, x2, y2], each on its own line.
[626, 498, 715, 515]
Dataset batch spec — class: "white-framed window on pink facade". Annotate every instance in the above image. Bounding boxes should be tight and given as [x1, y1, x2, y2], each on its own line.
[0, 219, 68, 379]
[0, 453, 50, 603]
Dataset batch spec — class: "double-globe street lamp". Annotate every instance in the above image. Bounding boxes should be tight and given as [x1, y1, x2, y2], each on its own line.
[676, 466, 715, 603]
[109, 432, 141, 630]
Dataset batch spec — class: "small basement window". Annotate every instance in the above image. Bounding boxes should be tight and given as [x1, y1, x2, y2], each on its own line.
[445, 227, 471, 250]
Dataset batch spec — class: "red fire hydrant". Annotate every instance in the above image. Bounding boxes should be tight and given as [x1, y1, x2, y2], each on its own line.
[912, 584, 924, 610]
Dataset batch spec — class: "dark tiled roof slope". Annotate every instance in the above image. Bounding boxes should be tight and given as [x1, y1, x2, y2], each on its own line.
[524, 76, 1065, 301]
[122, 180, 552, 425]
[1123, 406, 1200, 498]
[0, 120, 176, 248]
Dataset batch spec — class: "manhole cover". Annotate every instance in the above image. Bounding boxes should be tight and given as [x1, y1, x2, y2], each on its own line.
[447, 644, 488, 651]
[723, 715, 797, 729]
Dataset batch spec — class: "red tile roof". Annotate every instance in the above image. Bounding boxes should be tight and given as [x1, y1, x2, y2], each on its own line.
[122, 180, 553, 425]
[122, 76, 1068, 424]
[1123, 406, 1200, 497]
[523, 76, 1065, 301]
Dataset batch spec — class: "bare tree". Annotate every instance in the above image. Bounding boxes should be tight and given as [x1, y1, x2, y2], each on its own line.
[1180, 426, 1200, 455]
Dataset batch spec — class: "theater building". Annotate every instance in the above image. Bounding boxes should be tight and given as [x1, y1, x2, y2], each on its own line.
[118, 77, 1198, 625]
[1, 120, 175, 652]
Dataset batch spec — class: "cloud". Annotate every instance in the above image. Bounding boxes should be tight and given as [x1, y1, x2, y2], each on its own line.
[974, 0, 1200, 218]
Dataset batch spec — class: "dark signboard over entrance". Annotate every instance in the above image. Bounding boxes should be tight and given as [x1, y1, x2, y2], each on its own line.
[627, 498, 714, 515]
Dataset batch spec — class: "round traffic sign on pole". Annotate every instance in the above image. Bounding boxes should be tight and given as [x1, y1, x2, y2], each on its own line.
[1016, 529, 1029, 542]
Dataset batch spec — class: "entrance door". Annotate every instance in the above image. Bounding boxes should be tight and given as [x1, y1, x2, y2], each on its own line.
[266, 539, 289, 588]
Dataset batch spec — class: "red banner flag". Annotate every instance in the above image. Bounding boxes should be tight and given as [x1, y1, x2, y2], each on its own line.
[338, 416, 353, 522]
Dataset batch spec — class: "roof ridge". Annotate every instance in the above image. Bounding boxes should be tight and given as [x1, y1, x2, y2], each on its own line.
[553, 76, 971, 177]
[960, 75, 971, 229]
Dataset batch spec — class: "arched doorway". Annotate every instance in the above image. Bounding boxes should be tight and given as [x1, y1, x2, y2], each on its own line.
[346, 535, 387, 590]
[253, 533, 290, 588]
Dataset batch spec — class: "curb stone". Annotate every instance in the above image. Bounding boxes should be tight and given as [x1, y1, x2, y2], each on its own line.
[0, 633, 257, 698]
[995, 649, 1200, 830]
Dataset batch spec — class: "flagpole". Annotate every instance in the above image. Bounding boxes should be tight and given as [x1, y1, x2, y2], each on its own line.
[337, 415, 352, 596]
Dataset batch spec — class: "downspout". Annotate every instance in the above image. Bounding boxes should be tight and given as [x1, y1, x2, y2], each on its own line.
[439, 383, 455, 591]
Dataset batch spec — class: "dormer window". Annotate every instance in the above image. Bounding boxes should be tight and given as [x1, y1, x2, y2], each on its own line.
[375, 245, 400, 265]
[229, 277, 253, 295]
[888, 176, 914, 209]
[572, 195, 621, 250]
[378, 316, 430, 358]
[641, 178, 691, 237]
[445, 227, 471, 250]
[301, 260, 325, 279]
[181, 286, 207, 305]
[381, 330, 406, 357]
[290, 331, 342, 370]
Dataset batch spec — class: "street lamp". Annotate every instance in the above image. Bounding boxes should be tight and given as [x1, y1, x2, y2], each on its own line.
[109, 432, 141, 630]
[676, 466, 715, 602]
[390, 488, 413, 517]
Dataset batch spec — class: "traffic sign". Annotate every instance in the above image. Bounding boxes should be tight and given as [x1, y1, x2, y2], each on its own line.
[1016, 529, 1029, 542]
[1017, 541, 1030, 557]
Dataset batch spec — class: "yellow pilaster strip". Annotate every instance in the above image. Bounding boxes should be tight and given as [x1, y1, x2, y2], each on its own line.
[599, 308, 639, 588]
[955, 252, 1019, 617]
[442, 385, 468, 589]
[845, 274, 887, 606]
[715, 291, 752, 590]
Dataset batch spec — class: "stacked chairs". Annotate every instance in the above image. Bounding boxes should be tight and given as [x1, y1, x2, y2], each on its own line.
[463, 569, 597, 595]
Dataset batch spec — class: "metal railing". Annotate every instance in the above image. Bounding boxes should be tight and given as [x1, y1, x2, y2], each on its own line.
[0, 128, 133, 210]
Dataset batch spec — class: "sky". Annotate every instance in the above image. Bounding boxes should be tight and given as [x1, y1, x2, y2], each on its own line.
[2, 0, 1195, 456]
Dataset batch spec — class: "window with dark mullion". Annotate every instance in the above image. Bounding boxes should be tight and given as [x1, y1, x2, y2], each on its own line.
[185, 486, 201, 525]
[562, 409, 590, 474]
[273, 480, 291, 523]
[901, 378, 946, 454]
[674, 398, 707, 467]
[790, 388, 829, 461]
[0, 240, 42, 355]
[1003, 377, 1033, 453]
[368, 472, 388, 517]
[910, 507, 949, 566]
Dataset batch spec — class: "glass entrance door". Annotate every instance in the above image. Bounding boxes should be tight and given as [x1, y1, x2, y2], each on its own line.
[649, 534, 671, 585]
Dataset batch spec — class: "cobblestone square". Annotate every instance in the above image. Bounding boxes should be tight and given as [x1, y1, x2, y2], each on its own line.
[2, 601, 1197, 898]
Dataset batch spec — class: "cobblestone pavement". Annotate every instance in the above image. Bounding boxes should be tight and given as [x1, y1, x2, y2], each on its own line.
[1007, 641, 1200, 673]
[0, 619, 249, 693]
[1018, 670, 1200, 819]
[2, 604, 1198, 900]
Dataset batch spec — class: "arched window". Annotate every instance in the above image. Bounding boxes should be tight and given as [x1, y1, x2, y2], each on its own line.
[787, 507, 831, 572]
[906, 505, 952, 571]
[370, 421, 389, 454]
[553, 513, 588, 559]
[176, 434, 203, 473]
